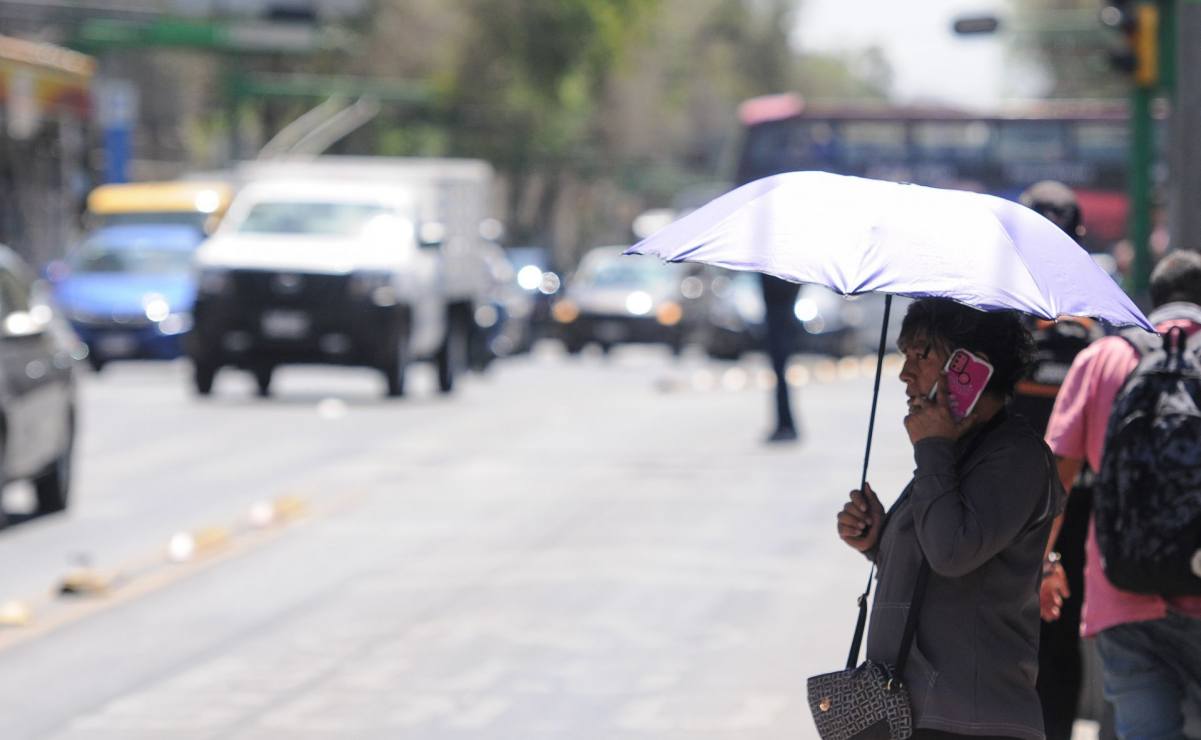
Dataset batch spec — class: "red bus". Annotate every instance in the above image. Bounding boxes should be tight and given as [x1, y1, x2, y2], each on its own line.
[735, 94, 1137, 252]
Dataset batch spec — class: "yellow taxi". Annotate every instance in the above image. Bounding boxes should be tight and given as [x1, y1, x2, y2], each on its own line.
[86, 180, 233, 234]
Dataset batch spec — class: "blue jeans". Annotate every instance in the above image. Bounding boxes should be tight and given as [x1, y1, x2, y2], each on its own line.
[1096, 612, 1201, 740]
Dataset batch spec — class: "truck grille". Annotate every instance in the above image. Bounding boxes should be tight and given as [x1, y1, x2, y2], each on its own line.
[229, 270, 350, 308]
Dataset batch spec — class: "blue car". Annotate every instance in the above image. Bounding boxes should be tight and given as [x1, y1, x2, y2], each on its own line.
[50, 225, 203, 370]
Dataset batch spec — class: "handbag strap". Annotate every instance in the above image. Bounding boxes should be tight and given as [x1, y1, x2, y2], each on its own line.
[844, 559, 929, 671]
[844, 409, 1008, 671]
[893, 558, 930, 678]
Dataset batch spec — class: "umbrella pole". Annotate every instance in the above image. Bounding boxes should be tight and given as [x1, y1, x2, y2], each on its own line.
[845, 293, 893, 670]
[859, 294, 892, 492]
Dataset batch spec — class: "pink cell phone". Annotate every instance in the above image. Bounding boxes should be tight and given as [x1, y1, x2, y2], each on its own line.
[929, 348, 994, 421]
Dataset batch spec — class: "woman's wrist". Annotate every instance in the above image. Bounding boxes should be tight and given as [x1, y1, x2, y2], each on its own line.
[1042, 551, 1061, 577]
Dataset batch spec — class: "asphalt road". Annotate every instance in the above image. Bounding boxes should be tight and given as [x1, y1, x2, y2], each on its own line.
[0, 344, 918, 739]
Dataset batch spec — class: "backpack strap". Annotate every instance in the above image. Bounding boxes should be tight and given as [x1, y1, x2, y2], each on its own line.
[1118, 327, 1163, 360]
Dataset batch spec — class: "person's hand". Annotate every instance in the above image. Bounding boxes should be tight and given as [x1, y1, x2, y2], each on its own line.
[837, 482, 885, 554]
[1040, 560, 1070, 622]
[904, 373, 977, 445]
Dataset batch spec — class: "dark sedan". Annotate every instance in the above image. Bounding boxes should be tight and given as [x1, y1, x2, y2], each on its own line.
[551, 246, 689, 355]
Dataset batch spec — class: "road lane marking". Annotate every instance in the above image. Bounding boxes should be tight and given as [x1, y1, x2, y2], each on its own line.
[0, 493, 332, 652]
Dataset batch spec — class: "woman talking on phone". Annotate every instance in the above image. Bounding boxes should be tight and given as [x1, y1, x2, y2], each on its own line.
[836, 298, 1064, 740]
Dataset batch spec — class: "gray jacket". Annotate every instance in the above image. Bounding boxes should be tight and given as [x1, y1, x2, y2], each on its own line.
[865, 411, 1063, 740]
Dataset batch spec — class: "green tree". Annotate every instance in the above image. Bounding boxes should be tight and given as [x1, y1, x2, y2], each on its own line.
[441, 0, 659, 245]
[1006, 0, 1125, 98]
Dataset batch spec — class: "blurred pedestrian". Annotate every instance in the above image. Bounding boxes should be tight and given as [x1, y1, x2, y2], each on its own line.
[760, 273, 799, 442]
[1012, 181, 1103, 740]
[837, 298, 1061, 739]
[1043, 250, 1201, 739]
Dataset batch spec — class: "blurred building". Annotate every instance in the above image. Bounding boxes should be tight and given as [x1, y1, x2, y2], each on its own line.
[0, 34, 93, 265]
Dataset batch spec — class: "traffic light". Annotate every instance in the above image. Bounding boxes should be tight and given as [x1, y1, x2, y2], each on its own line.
[1102, 0, 1159, 88]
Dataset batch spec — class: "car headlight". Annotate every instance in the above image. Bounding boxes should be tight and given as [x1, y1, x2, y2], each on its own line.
[517, 265, 543, 291]
[143, 293, 171, 322]
[656, 301, 683, 326]
[552, 299, 579, 323]
[625, 291, 653, 316]
[539, 272, 561, 295]
[198, 269, 230, 295]
[794, 298, 819, 323]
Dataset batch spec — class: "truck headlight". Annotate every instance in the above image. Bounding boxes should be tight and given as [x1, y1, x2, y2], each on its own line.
[348, 272, 397, 307]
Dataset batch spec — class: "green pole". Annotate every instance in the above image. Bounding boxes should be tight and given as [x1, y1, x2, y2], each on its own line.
[1160, 0, 1176, 96]
[1129, 83, 1154, 298]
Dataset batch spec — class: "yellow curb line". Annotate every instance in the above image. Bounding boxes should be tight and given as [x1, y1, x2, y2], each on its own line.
[58, 568, 116, 597]
[0, 601, 33, 627]
[0, 493, 321, 647]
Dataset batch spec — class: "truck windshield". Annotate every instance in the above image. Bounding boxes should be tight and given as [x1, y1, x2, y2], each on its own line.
[235, 201, 399, 237]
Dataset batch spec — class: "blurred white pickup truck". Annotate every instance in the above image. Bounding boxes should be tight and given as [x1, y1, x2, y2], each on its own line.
[187, 157, 498, 398]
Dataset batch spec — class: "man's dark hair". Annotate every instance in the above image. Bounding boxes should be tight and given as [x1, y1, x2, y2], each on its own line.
[898, 298, 1035, 399]
[1149, 250, 1201, 308]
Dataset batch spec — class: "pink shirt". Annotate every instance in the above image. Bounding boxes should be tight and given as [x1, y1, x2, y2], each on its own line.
[1044, 317, 1201, 637]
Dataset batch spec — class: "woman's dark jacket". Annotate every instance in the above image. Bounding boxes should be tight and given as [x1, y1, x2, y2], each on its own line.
[866, 412, 1064, 740]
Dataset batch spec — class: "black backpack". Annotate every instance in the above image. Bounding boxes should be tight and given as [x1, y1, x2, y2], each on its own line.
[1095, 324, 1201, 595]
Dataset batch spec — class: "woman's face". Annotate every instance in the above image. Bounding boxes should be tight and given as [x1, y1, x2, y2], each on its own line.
[898, 332, 950, 413]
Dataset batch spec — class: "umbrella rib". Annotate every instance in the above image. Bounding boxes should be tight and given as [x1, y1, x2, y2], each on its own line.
[639, 179, 788, 264]
[982, 208, 1057, 320]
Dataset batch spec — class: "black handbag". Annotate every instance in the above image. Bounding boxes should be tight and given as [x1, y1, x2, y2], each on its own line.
[806, 558, 930, 740]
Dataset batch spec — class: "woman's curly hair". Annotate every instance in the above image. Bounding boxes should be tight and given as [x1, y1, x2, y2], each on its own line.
[897, 298, 1036, 399]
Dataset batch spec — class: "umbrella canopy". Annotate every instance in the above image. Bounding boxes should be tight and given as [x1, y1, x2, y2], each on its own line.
[625, 171, 1153, 331]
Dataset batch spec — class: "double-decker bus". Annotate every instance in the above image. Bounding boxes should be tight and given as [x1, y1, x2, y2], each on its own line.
[735, 93, 1135, 253]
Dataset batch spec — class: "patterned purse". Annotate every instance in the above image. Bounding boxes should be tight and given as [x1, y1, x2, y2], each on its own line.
[806, 559, 930, 740]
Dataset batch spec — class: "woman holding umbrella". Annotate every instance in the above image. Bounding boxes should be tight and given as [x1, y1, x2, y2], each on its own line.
[838, 298, 1064, 740]
[624, 170, 1153, 739]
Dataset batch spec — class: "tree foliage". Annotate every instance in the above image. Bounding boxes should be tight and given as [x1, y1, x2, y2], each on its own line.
[1006, 0, 1126, 99]
[359, 0, 892, 256]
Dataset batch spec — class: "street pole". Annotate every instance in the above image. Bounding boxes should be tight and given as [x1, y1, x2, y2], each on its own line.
[1130, 82, 1154, 297]
[1125, 0, 1164, 298]
[1170, 0, 1201, 252]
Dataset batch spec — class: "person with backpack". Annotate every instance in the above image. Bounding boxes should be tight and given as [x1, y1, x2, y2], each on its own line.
[1011, 181, 1104, 740]
[1043, 250, 1201, 739]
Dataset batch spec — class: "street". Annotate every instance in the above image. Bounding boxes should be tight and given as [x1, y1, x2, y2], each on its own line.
[0, 345, 916, 739]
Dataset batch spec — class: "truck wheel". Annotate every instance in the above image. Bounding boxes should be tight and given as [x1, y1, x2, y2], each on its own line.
[383, 336, 408, 398]
[253, 366, 274, 398]
[437, 315, 467, 394]
[194, 360, 218, 397]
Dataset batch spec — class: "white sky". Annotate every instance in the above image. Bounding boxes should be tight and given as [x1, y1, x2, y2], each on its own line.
[791, 0, 1034, 109]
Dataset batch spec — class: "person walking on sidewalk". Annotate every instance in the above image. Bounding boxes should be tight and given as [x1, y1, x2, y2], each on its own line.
[1043, 250, 1201, 739]
[1011, 181, 1104, 740]
[760, 273, 800, 442]
[837, 298, 1062, 740]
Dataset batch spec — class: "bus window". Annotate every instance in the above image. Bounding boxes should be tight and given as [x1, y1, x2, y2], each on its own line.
[1072, 123, 1127, 164]
[741, 120, 837, 181]
[996, 121, 1065, 161]
[912, 121, 992, 161]
[839, 122, 906, 164]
